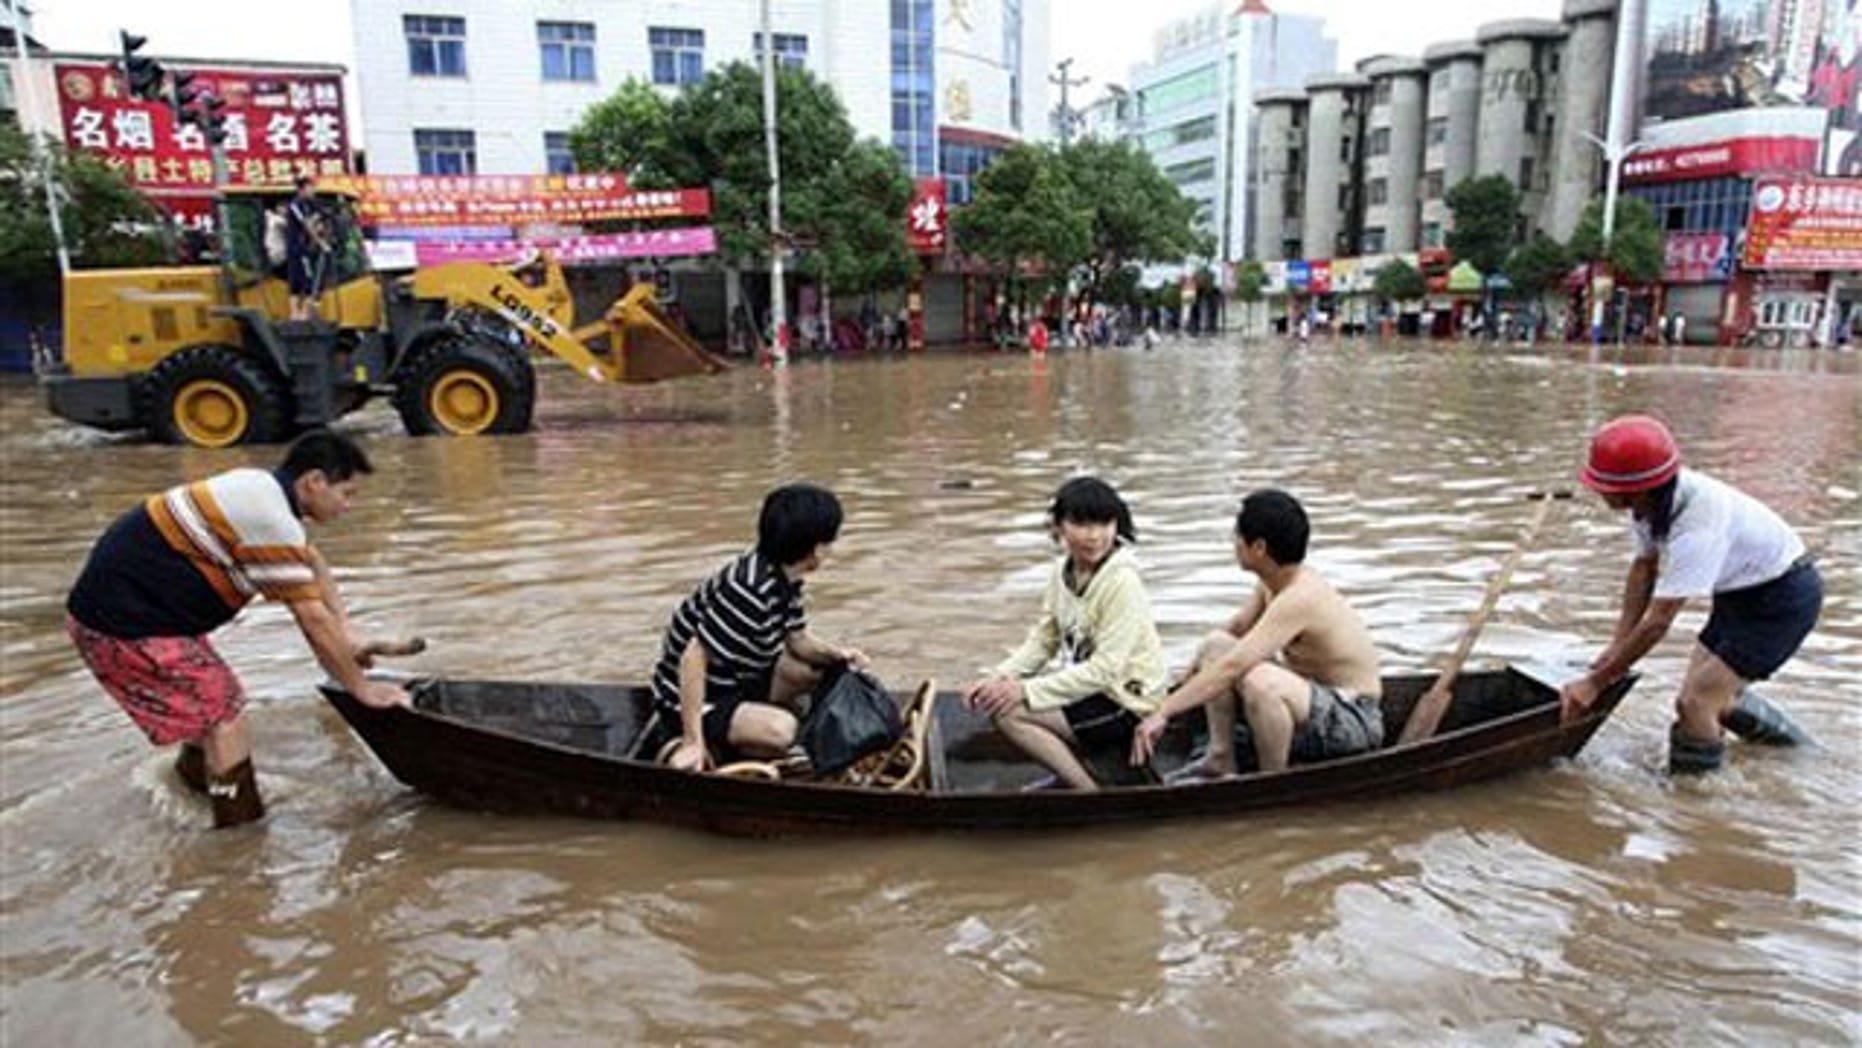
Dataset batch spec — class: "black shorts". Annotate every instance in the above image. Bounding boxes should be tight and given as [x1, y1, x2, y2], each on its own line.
[637, 670, 777, 762]
[1700, 557, 1822, 681]
[1062, 693, 1140, 752]
[287, 256, 318, 295]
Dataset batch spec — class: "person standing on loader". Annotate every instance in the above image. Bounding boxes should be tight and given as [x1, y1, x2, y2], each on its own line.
[285, 176, 332, 321]
[64, 431, 410, 827]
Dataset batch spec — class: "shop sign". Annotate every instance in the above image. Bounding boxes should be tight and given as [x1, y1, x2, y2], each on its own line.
[908, 177, 948, 254]
[318, 174, 709, 226]
[1663, 232, 1732, 282]
[55, 60, 350, 227]
[1308, 260, 1332, 295]
[1744, 175, 1862, 270]
[388, 226, 718, 267]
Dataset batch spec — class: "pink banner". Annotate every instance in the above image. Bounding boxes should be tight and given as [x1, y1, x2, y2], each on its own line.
[1663, 232, 1730, 283]
[407, 227, 717, 266]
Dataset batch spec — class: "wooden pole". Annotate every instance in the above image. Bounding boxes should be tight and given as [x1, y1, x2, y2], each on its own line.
[1397, 491, 1570, 745]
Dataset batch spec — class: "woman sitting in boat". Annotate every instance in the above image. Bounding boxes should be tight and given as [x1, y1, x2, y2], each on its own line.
[644, 483, 870, 772]
[1559, 416, 1819, 773]
[962, 477, 1167, 790]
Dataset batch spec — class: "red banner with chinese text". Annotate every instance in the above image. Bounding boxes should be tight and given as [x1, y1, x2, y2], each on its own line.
[317, 174, 711, 227]
[54, 62, 350, 227]
[1621, 137, 1822, 185]
[908, 178, 947, 255]
[1744, 176, 1862, 271]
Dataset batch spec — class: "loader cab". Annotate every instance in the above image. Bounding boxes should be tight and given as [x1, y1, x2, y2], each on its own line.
[219, 186, 376, 324]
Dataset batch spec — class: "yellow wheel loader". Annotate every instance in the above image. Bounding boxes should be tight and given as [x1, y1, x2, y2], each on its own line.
[41, 186, 726, 447]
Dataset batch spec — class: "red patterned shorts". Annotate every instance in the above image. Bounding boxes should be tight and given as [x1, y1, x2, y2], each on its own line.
[66, 615, 245, 746]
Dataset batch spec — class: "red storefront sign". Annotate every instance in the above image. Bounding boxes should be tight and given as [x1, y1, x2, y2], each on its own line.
[55, 62, 350, 227]
[1744, 176, 1862, 271]
[908, 177, 947, 254]
[1663, 232, 1731, 282]
[1621, 136, 1821, 184]
[316, 174, 711, 226]
[1308, 260, 1332, 295]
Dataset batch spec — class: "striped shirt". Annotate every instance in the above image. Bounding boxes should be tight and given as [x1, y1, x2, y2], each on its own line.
[68, 468, 321, 639]
[651, 550, 807, 714]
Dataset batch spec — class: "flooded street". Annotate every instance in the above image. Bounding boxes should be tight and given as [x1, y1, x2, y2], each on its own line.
[3, 339, 1858, 1044]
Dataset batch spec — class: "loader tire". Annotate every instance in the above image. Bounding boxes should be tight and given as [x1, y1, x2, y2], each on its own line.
[393, 337, 535, 437]
[145, 345, 293, 448]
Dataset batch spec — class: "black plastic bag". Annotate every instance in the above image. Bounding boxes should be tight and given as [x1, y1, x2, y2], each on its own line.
[799, 663, 903, 776]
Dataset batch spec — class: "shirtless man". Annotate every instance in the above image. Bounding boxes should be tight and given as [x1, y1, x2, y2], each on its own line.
[1131, 489, 1384, 775]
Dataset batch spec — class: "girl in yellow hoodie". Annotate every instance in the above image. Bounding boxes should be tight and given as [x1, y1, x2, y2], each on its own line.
[963, 477, 1167, 790]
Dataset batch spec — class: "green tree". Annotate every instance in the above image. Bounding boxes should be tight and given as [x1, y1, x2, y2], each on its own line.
[0, 124, 168, 296]
[1372, 258, 1426, 305]
[1569, 196, 1663, 285]
[568, 62, 908, 274]
[1232, 260, 1266, 302]
[567, 78, 675, 185]
[951, 144, 1090, 286]
[1444, 174, 1521, 275]
[1059, 139, 1201, 309]
[1503, 232, 1570, 299]
[810, 139, 913, 297]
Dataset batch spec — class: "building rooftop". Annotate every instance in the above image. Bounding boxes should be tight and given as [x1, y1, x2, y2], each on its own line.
[1562, 0, 1617, 19]
[1475, 19, 1569, 44]
[1359, 55, 1427, 78]
[1253, 87, 1309, 105]
[1304, 71, 1372, 93]
[1423, 40, 1483, 63]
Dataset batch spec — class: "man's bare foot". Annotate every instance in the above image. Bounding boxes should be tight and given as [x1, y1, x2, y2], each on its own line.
[1164, 754, 1239, 785]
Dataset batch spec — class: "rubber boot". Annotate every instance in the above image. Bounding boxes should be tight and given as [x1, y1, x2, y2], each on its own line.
[1668, 725, 1726, 776]
[1720, 690, 1812, 747]
[208, 759, 266, 828]
[174, 743, 209, 795]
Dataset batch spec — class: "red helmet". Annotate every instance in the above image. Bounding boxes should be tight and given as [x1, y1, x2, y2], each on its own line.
[1581, 415, 1682, 494]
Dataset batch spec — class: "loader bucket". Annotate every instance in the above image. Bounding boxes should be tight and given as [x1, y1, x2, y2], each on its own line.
[610, 288, 731, 384]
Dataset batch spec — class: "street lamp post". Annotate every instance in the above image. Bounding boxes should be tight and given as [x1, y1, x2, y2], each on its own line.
[8, 3, 70, 276]
[759, 0, 788, 368]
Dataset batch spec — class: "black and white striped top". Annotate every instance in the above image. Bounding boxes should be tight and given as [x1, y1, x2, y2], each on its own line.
[651, 550, 807, 714]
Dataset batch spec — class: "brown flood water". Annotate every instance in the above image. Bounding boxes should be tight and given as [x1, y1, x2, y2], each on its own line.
[2, 339, 1858, 1045]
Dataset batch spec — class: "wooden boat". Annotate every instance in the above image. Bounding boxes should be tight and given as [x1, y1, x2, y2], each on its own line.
[321, 666, 1635, 836]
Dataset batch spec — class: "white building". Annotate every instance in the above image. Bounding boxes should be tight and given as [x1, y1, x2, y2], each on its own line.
[349, 0, 1048, 182]
[1126, 0, 1335, 268]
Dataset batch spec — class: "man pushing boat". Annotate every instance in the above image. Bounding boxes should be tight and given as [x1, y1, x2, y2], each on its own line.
[66, 431, 410, 828]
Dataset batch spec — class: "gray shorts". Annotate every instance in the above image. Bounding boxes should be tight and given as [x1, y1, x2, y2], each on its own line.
[1289, 683, 1384, 763]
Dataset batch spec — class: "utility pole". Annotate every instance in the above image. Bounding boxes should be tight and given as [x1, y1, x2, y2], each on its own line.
[9, 2, 69, 275]
[1049, 57, 1089, 147]
[759, 0, 788, 367]
[1580, 0, 1647, 343]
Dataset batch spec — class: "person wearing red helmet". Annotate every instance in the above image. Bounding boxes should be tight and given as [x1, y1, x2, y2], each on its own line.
[1562, 415, 1821, 773]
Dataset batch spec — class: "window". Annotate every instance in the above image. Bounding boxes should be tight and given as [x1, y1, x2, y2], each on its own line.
[650, 27, 705, 86]
[415, 128, 475, 175]
[544, 132, 575, 175]
[1164, 157, 1215, 185]
[1337, 184, 1351, 210]
[1430, 68, 1448, 91]
[539, 22, 596, 82]
[1424, 170, 1445, 198]
[1427, 117, 1448, 146]
[1518, 157, 1534, 192]
[939, 136, 1005, 205]
[1374, 80, 1392, 105]
[1422, 221, 1443, 247]
[405, 15, 466, 77]
[1368, 128, 1390, 157]
[892, 0, 935, 175]
[1339, 136, 1352, 162]
[1368, 179, 1388, 205]
[1363, 227, 1386, 253]
[754, 32, 809, 70]
[1137, 64, 1218, 116]
[1524, 101, 1540, 134]
[1142, 114, 1217, 152]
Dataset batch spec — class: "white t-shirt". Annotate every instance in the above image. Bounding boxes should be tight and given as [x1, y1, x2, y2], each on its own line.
[1632, 469, 1805, 599]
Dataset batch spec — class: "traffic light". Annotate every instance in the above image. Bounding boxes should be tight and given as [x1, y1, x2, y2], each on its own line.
[196, 94, 230, 146]
[168, 69, 200, 113]
[118, 30, 164, 101]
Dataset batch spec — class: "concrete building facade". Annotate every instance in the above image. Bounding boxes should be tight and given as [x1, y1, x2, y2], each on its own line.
[1251, 0, 1622, 265]
[1125, 1, 1335, 268]
[1250, 89, 1305, 261]
[348, 0, 1049, 180]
